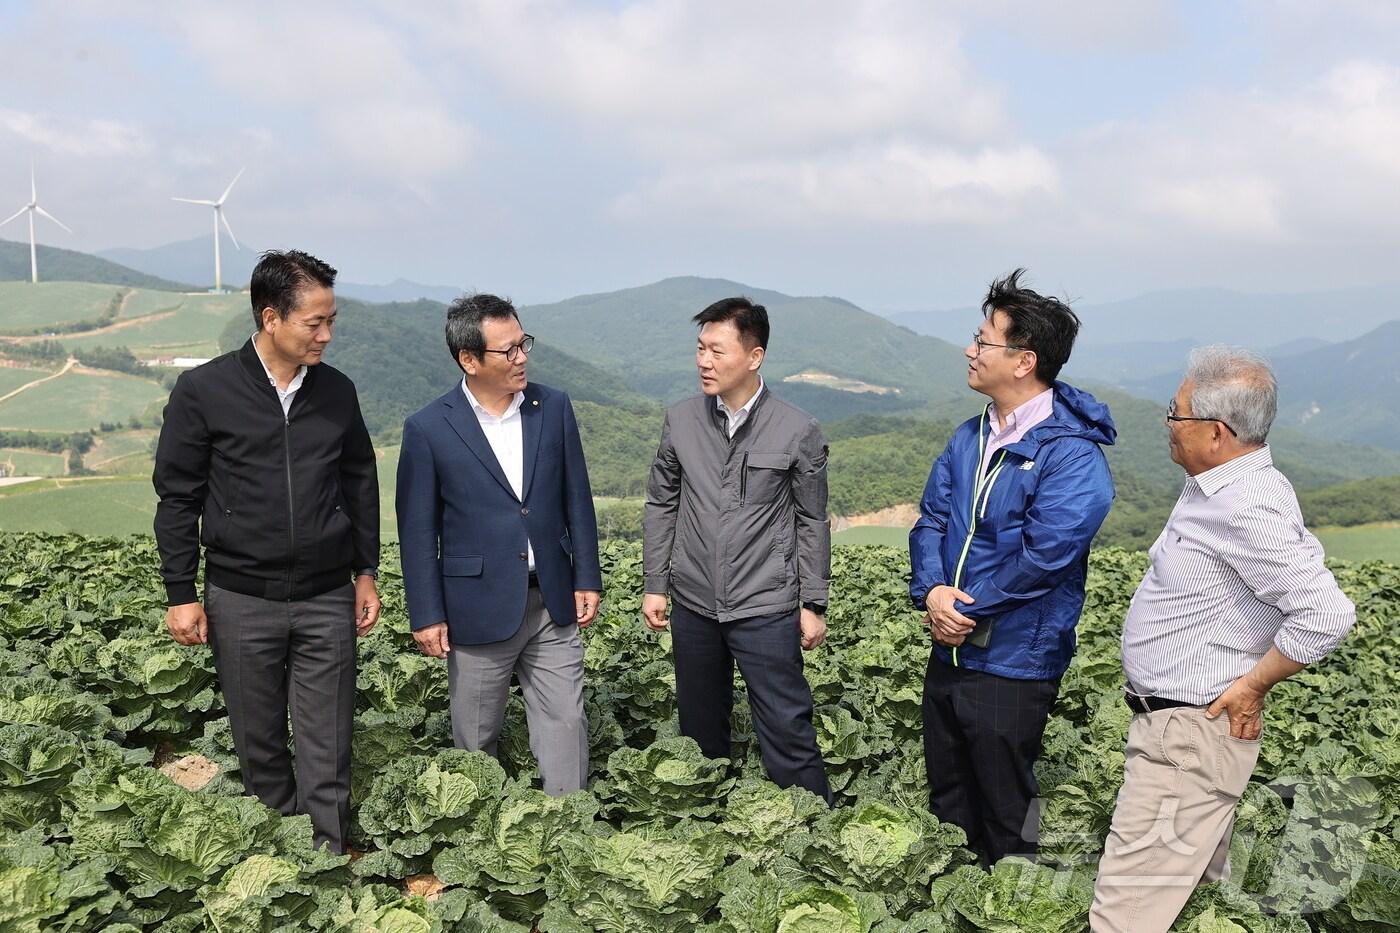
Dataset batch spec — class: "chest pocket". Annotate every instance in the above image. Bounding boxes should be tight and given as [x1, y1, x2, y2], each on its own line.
[744, 451, 792, 505]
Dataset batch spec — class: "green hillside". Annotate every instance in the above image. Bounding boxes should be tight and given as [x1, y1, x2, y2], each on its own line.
[0, 446, 66, 477]
[0, 367, 165, 432]
[0, 477, 157, 534]
[0, 282, 245, 359]
[85, 428, 158, 474]
[217, 297, 656, 443]
[62, 290, 245, 359]
[0, 238, 193, 290]
[524, 276, 969, 418]
[1313, 522, 1400, 561]
[1299, 474, 1400, 527]
[1271, 320, 1400, 450]
[0, 363, 55, 395]
[0, 281, 124, 334]
[0, 260, 1391, 563]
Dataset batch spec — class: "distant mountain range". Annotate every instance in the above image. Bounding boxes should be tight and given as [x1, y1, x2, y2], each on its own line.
[6, 235, 1399, 454]
[886, 284, 1400, 348]
[885, 285, 1400, 450]
[97, 237, 465, 304]
[524, 275, 970, 420]
[0, 238, 193, 291]
[1117, 320, 1400, 449]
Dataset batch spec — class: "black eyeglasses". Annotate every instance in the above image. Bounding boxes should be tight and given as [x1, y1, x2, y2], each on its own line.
[480, 334, 534, 363]
[1166, 398, 1237, 437]
[971, 333, 1030, 356]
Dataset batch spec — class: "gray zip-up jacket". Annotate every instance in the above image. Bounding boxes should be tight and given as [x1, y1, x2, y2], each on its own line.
[644, 388, 830, 622]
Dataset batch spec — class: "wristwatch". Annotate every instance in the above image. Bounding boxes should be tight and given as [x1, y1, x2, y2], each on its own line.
[802, 601, 827, 616]
[355, 568, 379, 580]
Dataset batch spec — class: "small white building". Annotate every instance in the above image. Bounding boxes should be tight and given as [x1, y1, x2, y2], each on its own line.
[145, 357, 211, 369]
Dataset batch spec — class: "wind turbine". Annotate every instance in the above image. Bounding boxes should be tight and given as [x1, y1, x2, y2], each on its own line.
[173, 168, 243, 292]
[0, 164, 73, 284]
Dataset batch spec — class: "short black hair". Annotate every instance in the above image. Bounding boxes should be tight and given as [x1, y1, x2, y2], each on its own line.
[249, 250, 337, 331]
[446, 293, 520, 371]
[981, 268, 1080, 383]
[692, 296, 769, 351]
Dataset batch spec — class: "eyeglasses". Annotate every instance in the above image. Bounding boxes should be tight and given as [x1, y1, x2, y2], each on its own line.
[1166, 398, 1237, 437]
[480, 334, 534, 363]
[971, 333, 1029, 356]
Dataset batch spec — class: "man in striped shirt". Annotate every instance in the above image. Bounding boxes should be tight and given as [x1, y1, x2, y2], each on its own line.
[1090, 346, 1356, 933]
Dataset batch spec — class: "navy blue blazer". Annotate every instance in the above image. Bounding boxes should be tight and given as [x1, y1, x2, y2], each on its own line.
[396, 382, 602, 645]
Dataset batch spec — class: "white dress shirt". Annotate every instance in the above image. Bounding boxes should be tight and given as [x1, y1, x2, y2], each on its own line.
[716, 376, 765, 439]
[1121, 445, 1356, 704]
[462, 379, 533, 570]
[252, 334, 306, 419]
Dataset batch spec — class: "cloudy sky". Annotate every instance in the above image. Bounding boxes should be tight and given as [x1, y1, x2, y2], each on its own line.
[2, 0, 1399, 309]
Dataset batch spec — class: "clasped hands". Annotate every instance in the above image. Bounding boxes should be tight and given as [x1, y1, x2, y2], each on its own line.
[923, 585, 976, 647]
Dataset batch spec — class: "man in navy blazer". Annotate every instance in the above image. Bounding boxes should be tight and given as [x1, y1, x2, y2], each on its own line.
[396, 294, 602, 794]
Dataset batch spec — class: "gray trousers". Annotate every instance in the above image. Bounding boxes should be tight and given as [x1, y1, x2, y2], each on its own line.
[447, 586, 587, 795]
[206, 581, 355, 853]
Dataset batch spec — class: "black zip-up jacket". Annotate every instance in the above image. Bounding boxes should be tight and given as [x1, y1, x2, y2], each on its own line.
[153, 339, 379, 606]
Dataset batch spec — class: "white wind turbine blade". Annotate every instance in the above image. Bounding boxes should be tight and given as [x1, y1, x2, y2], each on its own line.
[29, 163, 36, 204]
[172, 197, 217, 206]
[0, 205, 26, 228]
[34, 205, 72, 234]
[217, 167, 245, 206]
[219, 209, 240, 250]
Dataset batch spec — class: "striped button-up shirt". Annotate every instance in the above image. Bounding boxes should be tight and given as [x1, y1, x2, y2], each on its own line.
[1122, 445, 1355, 705]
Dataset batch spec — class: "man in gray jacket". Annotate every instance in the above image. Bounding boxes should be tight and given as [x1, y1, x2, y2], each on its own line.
[643, 296, 832, 803]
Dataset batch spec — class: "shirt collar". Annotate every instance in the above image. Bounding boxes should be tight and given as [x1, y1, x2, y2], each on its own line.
[461, 378, 524, 420]
[990, 387, 1054, 435]
[251, 334, 306, 390]
[716, 375, 765, 419]
[1191, 445, 1274, 497]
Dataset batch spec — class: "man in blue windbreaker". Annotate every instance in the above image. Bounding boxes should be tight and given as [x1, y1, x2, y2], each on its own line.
[909, 269, 1115, 866]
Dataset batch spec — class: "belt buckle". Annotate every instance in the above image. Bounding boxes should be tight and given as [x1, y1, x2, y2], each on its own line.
[1125, 691, 1151, 715]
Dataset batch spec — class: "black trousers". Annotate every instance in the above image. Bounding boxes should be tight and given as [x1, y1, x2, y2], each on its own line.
[206, 581, 356, 853]
[670, 601, 832, 804]
[922, 655, 1060, 866]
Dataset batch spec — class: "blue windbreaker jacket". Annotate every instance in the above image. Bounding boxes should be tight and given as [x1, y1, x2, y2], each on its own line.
[909, 382, 1116, 681]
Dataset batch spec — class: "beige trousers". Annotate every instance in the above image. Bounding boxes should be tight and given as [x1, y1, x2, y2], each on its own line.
[1090, 705, 1260, 933]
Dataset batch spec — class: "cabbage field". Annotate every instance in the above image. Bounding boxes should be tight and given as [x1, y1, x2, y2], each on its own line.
[1, 533, 1397, 932]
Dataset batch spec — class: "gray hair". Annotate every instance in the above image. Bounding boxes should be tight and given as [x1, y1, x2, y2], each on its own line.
[1185, 345, 1277, 445]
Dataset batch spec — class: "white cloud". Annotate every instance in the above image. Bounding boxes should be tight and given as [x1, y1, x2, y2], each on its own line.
[0, 109, 150, 158]
[1285, 60, 1400, 176]
[415, 0, 1004, 155]
[614, 143, 1059, 226]
[398, 0, 1061, 225]
[152, 4, 474, 188]
[1047, 57, 1400, 253]
[956, 0, 1182, 51]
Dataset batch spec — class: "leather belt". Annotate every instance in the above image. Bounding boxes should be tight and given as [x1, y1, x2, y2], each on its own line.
[1123, 691, 1198, 715]
[527, 571, 540, 589]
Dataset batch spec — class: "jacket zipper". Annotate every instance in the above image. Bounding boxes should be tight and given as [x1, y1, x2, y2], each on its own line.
[951, 409, 1008, 667]
[283, 411, 296, 600]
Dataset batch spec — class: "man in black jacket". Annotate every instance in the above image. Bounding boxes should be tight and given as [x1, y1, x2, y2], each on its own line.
[153, 249, 379, 853]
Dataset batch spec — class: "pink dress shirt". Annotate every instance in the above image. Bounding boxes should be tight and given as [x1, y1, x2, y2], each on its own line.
[979, 388, 1055, 478]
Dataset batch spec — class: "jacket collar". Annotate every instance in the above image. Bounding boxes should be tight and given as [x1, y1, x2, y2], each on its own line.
[438, 382, 544, 501]
[997, 381, 1116, 459]
[238, 337, 318, 403]
[1191, 445, 1273, 498]
[709, 379, 773, 440]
